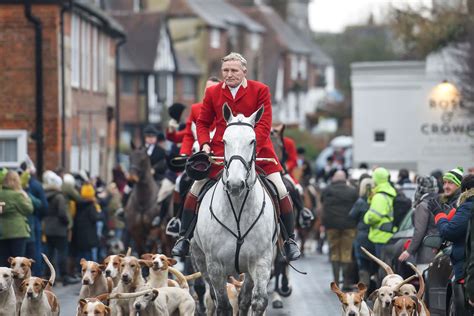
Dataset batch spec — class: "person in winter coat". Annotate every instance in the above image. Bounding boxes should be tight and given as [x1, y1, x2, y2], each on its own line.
[0, 171, 33, 265]
[398, 176, 439, 264]
[42, 171, 79, 285]
[364, 167, 397, 257]
[321, 170, 358, 289]
[349, 176, 374, 286]
[434, 167, 467, 281]
[72, 183, 101, 265]
[460, 175, 474, 307]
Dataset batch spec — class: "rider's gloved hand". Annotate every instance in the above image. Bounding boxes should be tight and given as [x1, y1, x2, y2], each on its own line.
[202, 144, 211, 154]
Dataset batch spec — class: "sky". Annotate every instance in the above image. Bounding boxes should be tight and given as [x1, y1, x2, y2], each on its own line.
[309, 0, 433, 33]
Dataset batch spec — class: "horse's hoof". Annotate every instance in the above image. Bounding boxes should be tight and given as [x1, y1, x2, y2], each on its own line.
[272, 299, 284, 309]
[278, 286, 292, 297]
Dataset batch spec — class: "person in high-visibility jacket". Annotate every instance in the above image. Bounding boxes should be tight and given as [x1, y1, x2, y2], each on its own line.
[363, 167, 397, 256]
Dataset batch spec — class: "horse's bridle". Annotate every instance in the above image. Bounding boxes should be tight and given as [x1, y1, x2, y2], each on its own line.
[222, 121, 257, 191]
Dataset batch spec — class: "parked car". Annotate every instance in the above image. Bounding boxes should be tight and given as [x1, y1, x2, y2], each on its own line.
[423, 236, 470, 316]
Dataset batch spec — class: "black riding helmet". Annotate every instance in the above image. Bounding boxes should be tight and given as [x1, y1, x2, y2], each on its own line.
[186, 151, 211, 181]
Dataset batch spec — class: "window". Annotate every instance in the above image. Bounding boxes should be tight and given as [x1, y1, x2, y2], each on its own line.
[182, 76, 195, 98]
[81, 21, 91, 90]
[156, 73, 167, 102]
[133, 0, 142, 12]
[299, 56, 307, 79]
[92, 26, 99, 91]
[71, 14, 80, 87]
[374, 131, 386, 142]
[290, 54, 298, 80]
[99, 33, 109, 91]
[0, 130, 27, 168]
[210, 28, 220, 49]
[121, 74, 134, 95]
[250, 33, 260, 51]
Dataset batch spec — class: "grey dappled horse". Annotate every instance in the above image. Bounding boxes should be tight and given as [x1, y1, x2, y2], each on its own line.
[191, 104, 277, 316]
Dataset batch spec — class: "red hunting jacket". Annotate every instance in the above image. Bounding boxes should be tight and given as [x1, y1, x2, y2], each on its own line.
[283, 136, 298, 175]
[179, 102, 216, 156]
[197, 78, 282, 178]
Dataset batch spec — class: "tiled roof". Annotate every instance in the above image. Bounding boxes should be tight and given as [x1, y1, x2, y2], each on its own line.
[176, 52, 202, 75]
[186, 0, 265, 33]
[113, 12, 166, 72]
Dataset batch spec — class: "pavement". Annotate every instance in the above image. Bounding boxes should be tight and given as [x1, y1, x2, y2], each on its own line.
[56, 241, 341, 315]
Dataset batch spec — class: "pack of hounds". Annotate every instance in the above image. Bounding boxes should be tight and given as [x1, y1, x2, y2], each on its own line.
[331, 247, 430, 316]
[0, 247, 245, 315]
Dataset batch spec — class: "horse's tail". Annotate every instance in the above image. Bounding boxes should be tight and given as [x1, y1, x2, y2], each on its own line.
[168, 267, 190, 289]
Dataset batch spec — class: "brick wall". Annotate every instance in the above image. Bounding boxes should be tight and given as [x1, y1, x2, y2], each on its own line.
[0, 4, 60, 171]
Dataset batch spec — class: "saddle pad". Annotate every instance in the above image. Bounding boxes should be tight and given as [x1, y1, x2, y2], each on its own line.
[197, 178, 218, 202]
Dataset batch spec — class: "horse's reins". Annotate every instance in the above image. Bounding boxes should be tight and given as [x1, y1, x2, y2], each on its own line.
[208, 121, 267, 274]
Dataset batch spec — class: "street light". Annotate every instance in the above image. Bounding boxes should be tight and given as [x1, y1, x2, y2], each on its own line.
[429, 80, 461, 110]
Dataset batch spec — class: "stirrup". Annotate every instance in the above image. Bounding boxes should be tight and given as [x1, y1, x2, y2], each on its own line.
[166, 217, 181, 237]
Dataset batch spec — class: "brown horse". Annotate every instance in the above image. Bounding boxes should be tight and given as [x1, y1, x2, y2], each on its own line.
[125, 147, 165, 255]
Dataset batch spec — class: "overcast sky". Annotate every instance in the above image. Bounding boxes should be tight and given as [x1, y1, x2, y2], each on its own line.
[309, 0, 433, 33]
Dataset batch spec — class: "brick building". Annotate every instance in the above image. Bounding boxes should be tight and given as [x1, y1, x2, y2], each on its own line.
[0, 0, 124, 180]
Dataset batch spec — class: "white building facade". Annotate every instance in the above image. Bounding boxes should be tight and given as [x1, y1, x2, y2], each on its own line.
[351, 58, 474, 175]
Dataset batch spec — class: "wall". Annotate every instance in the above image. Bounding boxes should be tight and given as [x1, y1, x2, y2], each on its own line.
[0, 4, 60, 171]
[351, 60, 474, 174]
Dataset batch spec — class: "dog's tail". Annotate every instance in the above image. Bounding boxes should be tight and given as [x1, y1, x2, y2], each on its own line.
[41, 253, 56, 287]
[185, 272, 202, 282]
[108, 288, 154, 300]
[125, 247, 132, 256]
[393, 274, 417, 293]
[360, 246, 394, 275]
[169, 267, 189, 290]
[406, 262, 425, 300]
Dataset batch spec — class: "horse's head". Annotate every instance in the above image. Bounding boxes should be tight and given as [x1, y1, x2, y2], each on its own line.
[222, 103, 264, 196]
[271, 124, 285, 162]
[128, 146, 151, 182]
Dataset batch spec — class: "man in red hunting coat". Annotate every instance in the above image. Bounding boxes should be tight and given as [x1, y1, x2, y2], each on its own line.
[172, 52, 301, 261]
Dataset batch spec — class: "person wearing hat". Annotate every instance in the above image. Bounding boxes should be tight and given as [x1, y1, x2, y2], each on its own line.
[459, 175, 474, 307]
[166, 103, 187, 144]
[398, 176, 439, 264]
[143, 124, 168, 182]
[433, 167, 468, 282]
[363, 167, 397, 257]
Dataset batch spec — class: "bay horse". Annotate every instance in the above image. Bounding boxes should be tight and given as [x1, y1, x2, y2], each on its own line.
[125, 146, 173, 256]
[191, 105, 277, 315]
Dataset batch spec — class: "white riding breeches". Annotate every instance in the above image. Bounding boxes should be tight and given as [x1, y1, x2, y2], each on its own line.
[189, 172, 289, 199]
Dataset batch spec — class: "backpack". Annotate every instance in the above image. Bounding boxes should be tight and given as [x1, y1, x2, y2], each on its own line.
[392, 192, 412, 228]
[379, 191, 412, 233]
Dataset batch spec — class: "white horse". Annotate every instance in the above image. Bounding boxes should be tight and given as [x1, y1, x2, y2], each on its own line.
[191, 104, 277, 316]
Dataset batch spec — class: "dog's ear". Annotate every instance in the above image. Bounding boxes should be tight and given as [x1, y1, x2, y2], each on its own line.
[138, 259, 153, 268]
[8, 257, 14, 265]
[104, 305, 111, 315]
[118, 254, 125, 258]
[140, 253, 153, 261]
[28, 258, 35, 265]
[166, 257, 177, 266]
[41, 279, 49, 289]
[79, 299, 88, 311]
[330, 282, 344, 300]
[96, 293, 110, 303]
[80, 258, 87, 266]
[152, 289, 159, 301]
[357, 282, 367, 297]
[410, 295, 422, 313]
[368, 289, 378, 302]
[20, 279, 28, 293]
[98, 264, 106, 271]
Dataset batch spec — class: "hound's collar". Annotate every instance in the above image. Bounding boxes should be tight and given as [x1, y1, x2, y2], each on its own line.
[222, 78, 248, 89]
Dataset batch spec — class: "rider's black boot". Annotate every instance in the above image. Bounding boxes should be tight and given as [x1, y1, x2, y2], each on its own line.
[279, 195, 301, 261]
[171, 193, 198, 257]
[288, 183, 313, 228]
